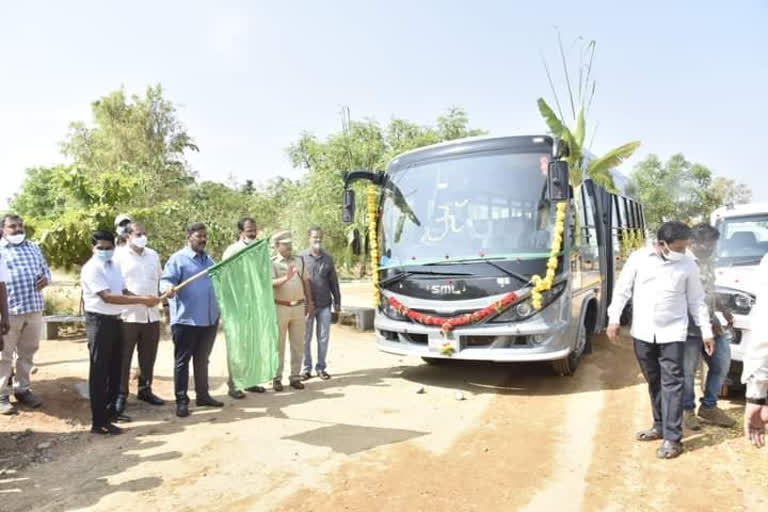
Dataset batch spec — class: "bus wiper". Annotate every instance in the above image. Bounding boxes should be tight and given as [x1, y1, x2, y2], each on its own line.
[379, 269, 472, 288]
[424, 257, 530, 284]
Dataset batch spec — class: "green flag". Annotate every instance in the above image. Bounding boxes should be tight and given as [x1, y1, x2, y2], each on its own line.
[208, 238, 278, 390]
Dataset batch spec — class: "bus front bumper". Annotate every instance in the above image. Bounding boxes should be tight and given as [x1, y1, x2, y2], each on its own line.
[374, 312, 572, 363]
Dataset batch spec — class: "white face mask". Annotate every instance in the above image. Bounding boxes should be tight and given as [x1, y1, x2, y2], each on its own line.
[311, 241, 322, 251]
[7, 233, 25, 245]
[661, 241, 685, 262]
[131, 235, 147, 249]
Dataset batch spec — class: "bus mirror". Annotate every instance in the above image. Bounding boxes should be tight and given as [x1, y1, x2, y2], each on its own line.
[342, 189, 356, 224]
[547, 161, 570, 201]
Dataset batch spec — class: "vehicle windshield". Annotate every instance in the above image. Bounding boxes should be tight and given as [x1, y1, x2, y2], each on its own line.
[715, 214, 768, 266]
[379, 151, 553, 268]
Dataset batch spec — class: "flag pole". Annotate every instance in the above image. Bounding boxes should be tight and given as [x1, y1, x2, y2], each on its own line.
[160, 268, 210, 299]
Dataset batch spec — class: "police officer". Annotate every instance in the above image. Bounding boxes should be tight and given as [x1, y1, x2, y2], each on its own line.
[271, 231, 314, 391]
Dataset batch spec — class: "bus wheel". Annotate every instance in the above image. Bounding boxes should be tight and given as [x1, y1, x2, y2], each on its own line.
[552, 322, 587, 376]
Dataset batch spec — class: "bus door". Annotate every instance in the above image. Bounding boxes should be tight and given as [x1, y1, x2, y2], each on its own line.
[584, 180, 613, 330]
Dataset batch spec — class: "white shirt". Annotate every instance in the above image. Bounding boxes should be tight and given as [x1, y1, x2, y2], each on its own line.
[608, 247, 713, 343]
[0, 255, 8, 283]
[743, 253, 768, 398]
[81, 256, 126, 316]
[114, 245, 161, 323]
[222, 239, 250, 261]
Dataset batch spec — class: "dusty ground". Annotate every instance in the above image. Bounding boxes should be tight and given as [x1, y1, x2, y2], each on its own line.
[1, 282, 767, 511]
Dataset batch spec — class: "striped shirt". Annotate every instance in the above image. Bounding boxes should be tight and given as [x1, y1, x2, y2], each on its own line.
[0, 238, 52, 315]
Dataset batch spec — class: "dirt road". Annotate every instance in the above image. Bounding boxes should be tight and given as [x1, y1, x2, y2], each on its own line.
[1, 284, 767, 511]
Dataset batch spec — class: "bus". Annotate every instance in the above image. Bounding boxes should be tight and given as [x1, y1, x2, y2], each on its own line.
[342, 135, 645, 375]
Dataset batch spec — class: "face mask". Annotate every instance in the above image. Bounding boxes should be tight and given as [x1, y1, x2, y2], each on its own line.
[660, 242, 684, 262]
[7, 233, 25, 245]
[131, 235, 147, 249]
[116, 226, 127, 236]
[311, 241, 322, 250]
[95, 249, 114, 262]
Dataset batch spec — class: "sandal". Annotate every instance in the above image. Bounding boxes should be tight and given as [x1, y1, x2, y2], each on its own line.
[635, 428, 663, 441]
[90, 424, 123, 436]
[656, 440, 684, 459]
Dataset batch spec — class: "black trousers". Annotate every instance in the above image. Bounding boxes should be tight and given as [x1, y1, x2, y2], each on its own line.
[171, 323, 218, 403]
[85, 312, 123, 429]
[119, 321, 160, 396]
[633, 338, 685, 442]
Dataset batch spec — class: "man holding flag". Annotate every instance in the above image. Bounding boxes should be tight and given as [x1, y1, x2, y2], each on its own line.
[161, 223, 223, 418]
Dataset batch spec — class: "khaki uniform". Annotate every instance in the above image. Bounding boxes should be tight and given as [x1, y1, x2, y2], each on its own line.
[272, 253, 306, 381]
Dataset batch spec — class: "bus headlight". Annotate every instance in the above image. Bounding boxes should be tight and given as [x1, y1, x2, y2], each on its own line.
[489, 281, 566, 323]
[380, 295, 407, 321]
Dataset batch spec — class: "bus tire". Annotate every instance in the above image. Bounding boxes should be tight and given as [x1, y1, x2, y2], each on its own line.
[552, 321, 588, 376]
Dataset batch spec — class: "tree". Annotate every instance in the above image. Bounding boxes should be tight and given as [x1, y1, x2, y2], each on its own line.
[12, 86, 201, 266]
[628, 153, 751, 232]
[711, 176, 752, 206]
[60, 85, 197, 204]
[537, 34, 640, 191]
[285, 108, 485, 272]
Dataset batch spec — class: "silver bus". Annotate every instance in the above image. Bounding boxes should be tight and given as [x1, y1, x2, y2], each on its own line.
[342, 135, 645, 375]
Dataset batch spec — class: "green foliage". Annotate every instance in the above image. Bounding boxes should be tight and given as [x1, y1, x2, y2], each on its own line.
[628, 153, 752, 232]
[538, 33, 640, 191]
[10, 85, 483, 273]
[284, 108, 485, 273]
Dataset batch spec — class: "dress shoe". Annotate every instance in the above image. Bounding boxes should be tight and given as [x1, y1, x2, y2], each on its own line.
[196, 395, 224, 407]
[114, 395, 127, 414]
[273, 379, 284, 392]
[228, 389, 246, 399]
[110, 412, 132, 423]
[300, 372, 312, 381]
[289, 380, 305, 390]
[318, 371, 331, 381]
[137, 390, 165, 406]
[176, 402, 189, 418]
[15, 390, 43, 408]
[91, 424, 123, 435]
[245, 385, 266, 393]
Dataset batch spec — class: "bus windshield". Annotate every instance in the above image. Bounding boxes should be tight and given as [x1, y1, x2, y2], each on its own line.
[716, 214, 768, 266]
[379, 151, 554, 267]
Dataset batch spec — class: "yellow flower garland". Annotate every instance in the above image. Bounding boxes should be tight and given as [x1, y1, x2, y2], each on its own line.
[367, 185, 380, 306]
[530, 201, 567, 310]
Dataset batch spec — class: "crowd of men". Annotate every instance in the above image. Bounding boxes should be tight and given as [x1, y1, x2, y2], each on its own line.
[1, 213, 767, 453]
[0, 214, 340, 435]
[607, 220, 768, 457]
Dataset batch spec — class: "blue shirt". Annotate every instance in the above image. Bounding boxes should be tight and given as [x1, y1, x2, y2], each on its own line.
[0, 238, 52, 315]
[160, 247, 220, 326]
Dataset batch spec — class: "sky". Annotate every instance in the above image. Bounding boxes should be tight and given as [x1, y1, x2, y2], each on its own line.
[1, 1, 767, 209]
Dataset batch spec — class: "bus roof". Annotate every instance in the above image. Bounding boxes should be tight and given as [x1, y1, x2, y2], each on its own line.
[387, 135, 554, 170]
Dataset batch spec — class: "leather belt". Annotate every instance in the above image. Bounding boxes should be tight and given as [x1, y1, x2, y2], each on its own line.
[274, 299, 305, 307]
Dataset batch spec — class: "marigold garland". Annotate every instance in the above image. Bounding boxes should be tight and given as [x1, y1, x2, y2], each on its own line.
[530, 201, 567, 310]
[367, 185, 380, 306]
[386, 292, 519, 335]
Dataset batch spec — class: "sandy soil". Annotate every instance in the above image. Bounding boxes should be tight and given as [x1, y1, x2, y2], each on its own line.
[1, 283, 767, 511]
